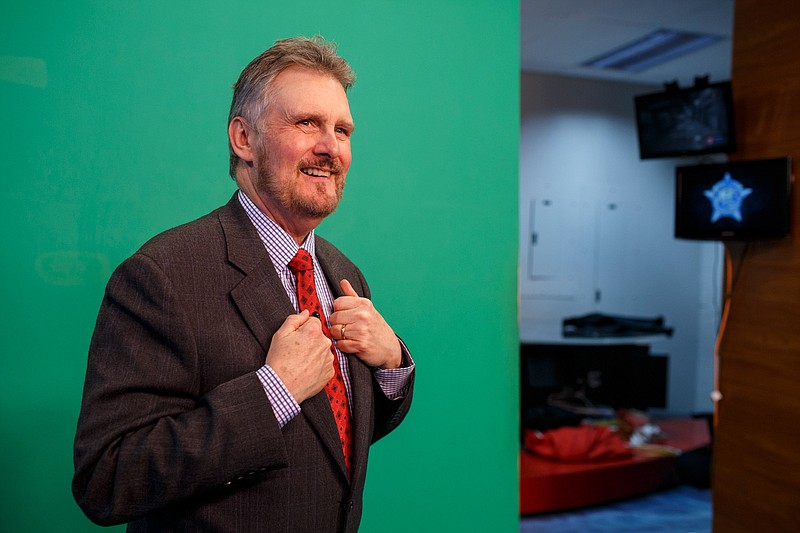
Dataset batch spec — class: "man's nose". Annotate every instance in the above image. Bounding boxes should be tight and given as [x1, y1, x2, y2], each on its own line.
[314, 128, 341, 159]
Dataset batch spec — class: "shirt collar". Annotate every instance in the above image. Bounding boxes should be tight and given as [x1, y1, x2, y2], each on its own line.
[237, 190, 316, 269]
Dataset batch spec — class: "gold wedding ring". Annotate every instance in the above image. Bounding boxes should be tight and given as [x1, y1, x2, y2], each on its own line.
[340, 323, 347, 340]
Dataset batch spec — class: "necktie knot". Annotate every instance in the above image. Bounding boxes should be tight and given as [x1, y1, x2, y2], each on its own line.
[288, 249, 313, 274]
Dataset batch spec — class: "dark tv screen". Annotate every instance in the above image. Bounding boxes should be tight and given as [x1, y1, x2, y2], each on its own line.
[635, 81, 736, 159]
[675, 157, 793, 241]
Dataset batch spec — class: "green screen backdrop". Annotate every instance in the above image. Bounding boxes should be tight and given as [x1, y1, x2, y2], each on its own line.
[0, 1, 519, 531]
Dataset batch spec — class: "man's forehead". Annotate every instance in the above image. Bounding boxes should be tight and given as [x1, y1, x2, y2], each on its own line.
[271, 68, 352, 116]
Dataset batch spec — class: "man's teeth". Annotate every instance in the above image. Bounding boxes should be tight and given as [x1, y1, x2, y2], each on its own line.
[302, 168, 331, 177]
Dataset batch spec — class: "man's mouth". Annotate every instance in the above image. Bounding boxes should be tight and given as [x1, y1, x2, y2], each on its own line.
[301, 167, 333, 178]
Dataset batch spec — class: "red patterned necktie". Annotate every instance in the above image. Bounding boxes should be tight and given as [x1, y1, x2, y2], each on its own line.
[288, 248, 352, 474]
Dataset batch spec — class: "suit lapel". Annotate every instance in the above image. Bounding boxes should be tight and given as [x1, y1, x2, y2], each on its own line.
[219, 196, 293, 349]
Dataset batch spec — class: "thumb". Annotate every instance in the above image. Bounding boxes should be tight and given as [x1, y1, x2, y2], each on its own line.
[276, 309, 311, 336]
[339, 278, 359, 297]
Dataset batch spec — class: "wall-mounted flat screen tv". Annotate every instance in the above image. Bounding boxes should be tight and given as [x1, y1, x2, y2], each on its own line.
[635, 81, 736, 159]
[675, 157, 793, 241]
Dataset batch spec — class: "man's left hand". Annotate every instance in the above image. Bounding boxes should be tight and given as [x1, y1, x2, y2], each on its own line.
[329, 279, 402, 369]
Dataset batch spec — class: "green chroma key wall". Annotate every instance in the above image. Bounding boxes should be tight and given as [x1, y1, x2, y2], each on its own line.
[0, 1, 519, 531]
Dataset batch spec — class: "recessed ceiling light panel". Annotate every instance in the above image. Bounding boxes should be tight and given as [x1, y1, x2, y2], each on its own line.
[582, 29, 723, 73]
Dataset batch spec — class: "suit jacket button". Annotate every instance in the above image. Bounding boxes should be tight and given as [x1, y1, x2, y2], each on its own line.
[347, 500, 354, 512]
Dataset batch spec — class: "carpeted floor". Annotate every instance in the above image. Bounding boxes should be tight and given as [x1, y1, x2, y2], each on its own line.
[520, 485, 712, 533]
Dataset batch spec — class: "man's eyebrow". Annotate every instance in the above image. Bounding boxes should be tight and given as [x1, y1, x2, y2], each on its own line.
[284, 109, 354, 132]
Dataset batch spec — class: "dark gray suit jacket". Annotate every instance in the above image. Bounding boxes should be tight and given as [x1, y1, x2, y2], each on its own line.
[73, 194, 414, 532]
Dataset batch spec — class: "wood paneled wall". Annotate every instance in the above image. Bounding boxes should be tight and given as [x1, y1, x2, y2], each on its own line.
[714, 0, 800, 530]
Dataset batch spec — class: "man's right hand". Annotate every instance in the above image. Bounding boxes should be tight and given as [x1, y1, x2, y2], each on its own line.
[266, 309, 334, 404]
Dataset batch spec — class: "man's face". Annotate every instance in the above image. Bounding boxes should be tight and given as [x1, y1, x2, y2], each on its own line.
[252, 66, 354, 230]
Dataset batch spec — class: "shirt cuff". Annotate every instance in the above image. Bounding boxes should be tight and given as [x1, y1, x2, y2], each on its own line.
[373, 340, 415, 400]
[257, 365, 301, 427]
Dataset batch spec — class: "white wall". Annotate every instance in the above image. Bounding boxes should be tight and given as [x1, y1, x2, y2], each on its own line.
[520, 72, 721, 415]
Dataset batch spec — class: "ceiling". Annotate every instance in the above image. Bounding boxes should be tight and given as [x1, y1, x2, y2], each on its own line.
[521, 0, 735, 88]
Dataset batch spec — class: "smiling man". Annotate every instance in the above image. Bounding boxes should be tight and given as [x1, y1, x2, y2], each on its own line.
[73, 37, 414, 533]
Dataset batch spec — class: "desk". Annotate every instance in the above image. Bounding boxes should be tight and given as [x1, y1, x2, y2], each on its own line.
[520, 318, 668, 346]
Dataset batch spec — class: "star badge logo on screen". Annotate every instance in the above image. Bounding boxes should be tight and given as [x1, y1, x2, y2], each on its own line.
[703, 172, 753, 223]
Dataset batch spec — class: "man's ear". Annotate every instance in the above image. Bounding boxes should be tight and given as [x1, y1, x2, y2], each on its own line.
[228, 116, 256, 163]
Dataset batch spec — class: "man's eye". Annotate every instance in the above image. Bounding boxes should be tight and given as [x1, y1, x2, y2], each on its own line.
[336, 127, 351, 137]
[298, 119, 312, 126]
